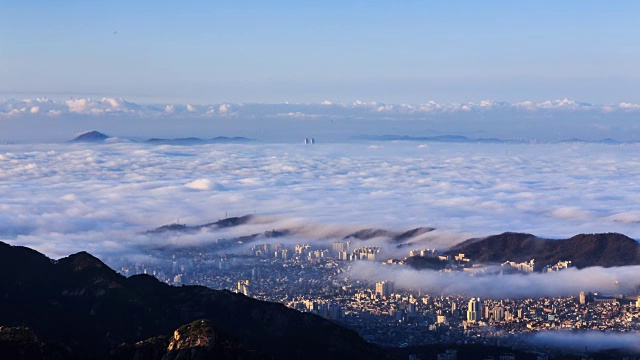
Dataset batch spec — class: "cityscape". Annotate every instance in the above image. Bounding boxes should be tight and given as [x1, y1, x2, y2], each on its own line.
[116, 229, 640, 356]
[3, 1, 640, 358]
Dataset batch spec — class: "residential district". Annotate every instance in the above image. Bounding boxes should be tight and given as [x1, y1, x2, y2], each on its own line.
[115, 238, 640, 356]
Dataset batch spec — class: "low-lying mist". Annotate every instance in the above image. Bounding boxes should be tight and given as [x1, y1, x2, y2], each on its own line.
[348, 261, 640, 299]
[523, 331, 640, 353]
[1, 141, 640, 265]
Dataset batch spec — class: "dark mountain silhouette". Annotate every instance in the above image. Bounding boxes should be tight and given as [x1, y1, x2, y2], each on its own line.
[344, 228, 396, 240]
[145, 215, 254, 234]
[0, 326, 76, 360]
[392, 227, 434, 242]
[0, 242, 389, 360]
[403, 256, 447, 270]
[69, 131, 110, 143]
[447, 232, 640, 269]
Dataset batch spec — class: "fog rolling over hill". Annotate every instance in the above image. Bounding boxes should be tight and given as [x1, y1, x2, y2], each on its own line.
[447, 232, 640, 269]
[4, 141, 640, 262]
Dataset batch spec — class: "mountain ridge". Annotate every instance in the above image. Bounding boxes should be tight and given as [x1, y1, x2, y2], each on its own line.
[0, 241, 389, 360]
[447, 232, 640, 269]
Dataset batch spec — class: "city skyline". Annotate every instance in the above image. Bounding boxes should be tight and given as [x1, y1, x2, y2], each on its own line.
[2, 1, 639, 358]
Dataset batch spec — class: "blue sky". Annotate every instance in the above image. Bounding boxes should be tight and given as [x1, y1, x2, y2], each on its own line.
[1, 1, 639, 103]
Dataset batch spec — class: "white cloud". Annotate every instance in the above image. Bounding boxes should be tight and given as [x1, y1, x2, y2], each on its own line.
[525, 331, 640, 353]
[1, 142, 640, 267]
[184, 179, 225, 191]
[620, 102, 640, 110]
[3, 97, 640, 147]
[348, 262, 640, 299]
[551, 206, 593, 220]
[63, 97, 136, 114]
[1, 97, 639, 120]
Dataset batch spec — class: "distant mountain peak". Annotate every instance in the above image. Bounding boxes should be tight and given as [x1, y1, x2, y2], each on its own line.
[68, 131, 109, 143]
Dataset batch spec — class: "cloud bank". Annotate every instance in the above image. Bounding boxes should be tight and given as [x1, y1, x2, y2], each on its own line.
[524, 331, 640, 353]
[3, 97, 640, 143]
[1, 97, 640, 118]
[348, 262, 640, 298]
[1, 141, 640, 266]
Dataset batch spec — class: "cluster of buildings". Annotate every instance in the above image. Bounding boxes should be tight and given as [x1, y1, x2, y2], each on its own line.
[114, 238, 640, 354]
[501, 259, 536, 273]
[409, 248, 439, 258]
[500, 259, 573, 274]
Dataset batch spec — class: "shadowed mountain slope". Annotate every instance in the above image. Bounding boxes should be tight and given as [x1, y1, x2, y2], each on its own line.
[447, 232, 640, 269]
[0, 242, 389, 360]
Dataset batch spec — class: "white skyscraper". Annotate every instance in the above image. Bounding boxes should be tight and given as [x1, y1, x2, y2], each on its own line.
[467, 298, 482, 322]
[237, 280, 250, 296]
[375, 281, 394, 298]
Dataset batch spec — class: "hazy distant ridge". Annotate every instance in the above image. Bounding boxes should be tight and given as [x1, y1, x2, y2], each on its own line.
[448, 232, 640, 269]
[147, 216, 640, 269]
[67, 131, 254, 144]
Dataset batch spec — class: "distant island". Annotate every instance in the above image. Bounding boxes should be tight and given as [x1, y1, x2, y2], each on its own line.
[68, 130, 110, 143]
[67, 131, 255, 145]
[353, 134, 640, 144]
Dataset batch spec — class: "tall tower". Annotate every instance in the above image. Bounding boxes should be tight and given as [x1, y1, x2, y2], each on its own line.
[237, 280, 250, 296]
[375, 281, 394, 298]
[467, 298, 482, 322]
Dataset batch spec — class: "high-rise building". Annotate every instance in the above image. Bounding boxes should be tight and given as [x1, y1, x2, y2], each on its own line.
[579, 291, 587, 305]
[375, 281, 394, 298]
[579, 291, 594, 305]
[467, 298, 482, 322]
[483, 305, 490, 320]
[237, 280, 250, 296]
[492, 306, 505, 321]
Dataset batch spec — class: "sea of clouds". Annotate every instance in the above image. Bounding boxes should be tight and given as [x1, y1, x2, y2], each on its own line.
[2, 141, 640, 298]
